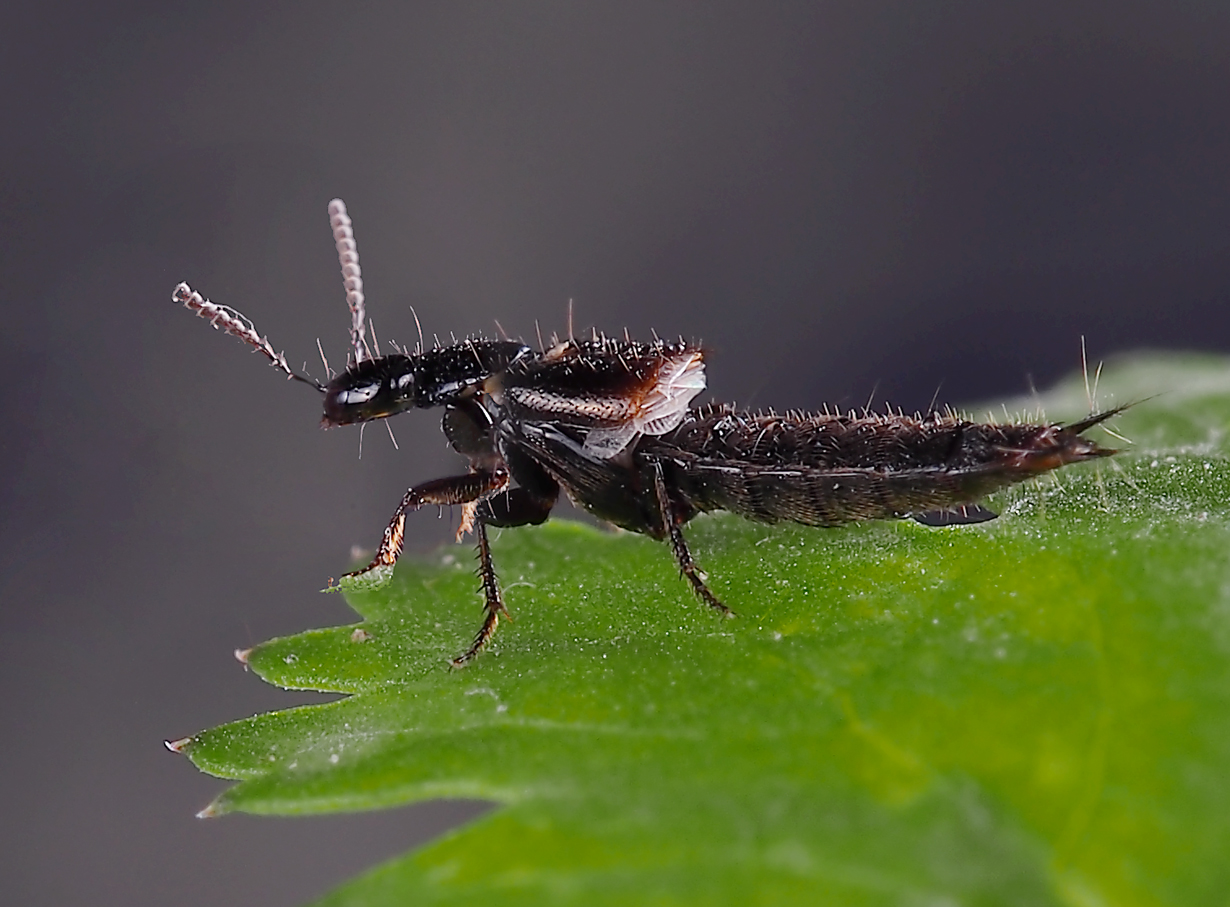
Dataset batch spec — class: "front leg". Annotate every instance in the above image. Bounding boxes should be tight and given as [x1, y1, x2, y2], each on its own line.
[342, 467, 510, 589]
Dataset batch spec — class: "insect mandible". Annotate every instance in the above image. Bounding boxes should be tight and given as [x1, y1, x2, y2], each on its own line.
[173, 199, 1120, 666]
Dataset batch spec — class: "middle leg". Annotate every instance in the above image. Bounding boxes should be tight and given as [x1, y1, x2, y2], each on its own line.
[451, 519, 509, 667]
[451, 479, 561, 665]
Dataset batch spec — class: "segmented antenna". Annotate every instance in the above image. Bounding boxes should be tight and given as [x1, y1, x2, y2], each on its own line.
[328, 198, 368, 365]
[172, 282, 325, 391]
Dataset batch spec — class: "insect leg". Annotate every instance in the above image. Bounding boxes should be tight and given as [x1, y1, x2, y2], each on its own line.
[343, 468, 510, 585]
[651, 460, 734, 617]
[479, 485, 559, 527]
[450, 519, 507, 668]
[453, 469, 558, 664]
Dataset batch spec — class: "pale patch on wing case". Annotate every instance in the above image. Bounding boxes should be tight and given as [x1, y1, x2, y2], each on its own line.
[583, 350, 706, 458]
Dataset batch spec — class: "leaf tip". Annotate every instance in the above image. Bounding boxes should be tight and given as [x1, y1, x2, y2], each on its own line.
[195, 801, 224, 819]
[328, 564, 395, 594]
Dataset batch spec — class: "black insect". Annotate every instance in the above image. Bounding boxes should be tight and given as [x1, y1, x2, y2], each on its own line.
[174, 200, 1120, 666]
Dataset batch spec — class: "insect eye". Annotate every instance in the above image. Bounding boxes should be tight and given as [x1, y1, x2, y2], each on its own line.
[336, 383, 381, 405]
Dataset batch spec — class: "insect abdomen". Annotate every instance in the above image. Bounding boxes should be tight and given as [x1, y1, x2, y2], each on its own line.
[652, 407, 1116, 526]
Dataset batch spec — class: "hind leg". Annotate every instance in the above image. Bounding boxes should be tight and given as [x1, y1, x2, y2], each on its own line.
[651, 460, 733, 617]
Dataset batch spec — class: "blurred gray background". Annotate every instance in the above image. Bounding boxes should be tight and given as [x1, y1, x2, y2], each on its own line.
[3, 2, 1229, 904]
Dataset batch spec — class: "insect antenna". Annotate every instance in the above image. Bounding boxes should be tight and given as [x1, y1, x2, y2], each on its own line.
[328, 198, 369, 365]
[384, 420, 400, 450]
[172, 283, 325, 392]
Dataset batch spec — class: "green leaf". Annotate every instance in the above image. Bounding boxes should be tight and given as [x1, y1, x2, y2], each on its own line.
[176, 353, 1230, 906]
